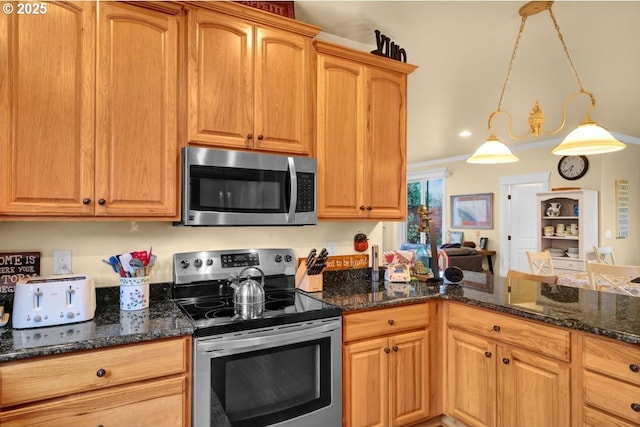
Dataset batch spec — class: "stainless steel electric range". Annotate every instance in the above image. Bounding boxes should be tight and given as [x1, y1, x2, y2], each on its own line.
[172, 248, 342, 427]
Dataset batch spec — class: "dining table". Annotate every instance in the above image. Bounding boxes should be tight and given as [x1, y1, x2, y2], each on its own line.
[557, 271, 640, 296]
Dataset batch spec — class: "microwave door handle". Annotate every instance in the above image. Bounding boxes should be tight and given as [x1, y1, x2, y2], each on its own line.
[286, 157, 297, 224]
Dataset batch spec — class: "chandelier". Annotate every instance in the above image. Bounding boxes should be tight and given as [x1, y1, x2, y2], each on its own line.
[467, 1, 626, 164]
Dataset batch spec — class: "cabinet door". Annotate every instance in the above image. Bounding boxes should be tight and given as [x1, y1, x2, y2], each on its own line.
[389, 330, 430, 426]
[254, 26, 313, 155]
[344, 337, 389, 427]
[364, 67, 407, 220]
[0, 1, 95, 215]
[447, 329, 496, 427]
[96, 2, 178, 217]
[187, 8, 253, 149]
[498, 346, 570, 427]
[316, 54, 366, 219]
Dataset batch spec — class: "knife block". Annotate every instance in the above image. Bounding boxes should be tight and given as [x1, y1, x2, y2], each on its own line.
[295, 263, 323, 292]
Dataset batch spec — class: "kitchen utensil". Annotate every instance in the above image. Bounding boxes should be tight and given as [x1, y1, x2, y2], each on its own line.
[120, 276, 150, 310]
[309, 248, 328, 275]
[129, 258, 145, 277]
[118, 253, 135, 276]
[230, 267, 265, 320]
[306, 248, 317, 271]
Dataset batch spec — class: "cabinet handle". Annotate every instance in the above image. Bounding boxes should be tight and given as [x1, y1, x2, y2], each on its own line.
[247, 133, 253, 140]
[630, 364, 640, 373]
[257, 134, 264, 140]
[388, 319, 395, 325]
[502, 358, 510, 365]
[98, 199, 106, 205]
[493, 325, 501, 332]
[366, 206, 373, 211]
[82, 198, 91, 205]
[384, 348, 390, 354]
[392, 346, 399, 352]
[484, 351, 492, 358]
[631, 403, 640, 412]
[96, 368, 106, 377]
[359, 205, 366, 211]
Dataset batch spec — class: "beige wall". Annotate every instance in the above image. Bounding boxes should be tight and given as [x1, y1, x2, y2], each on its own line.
[439, 141, 640, 270]
[0, 221, 383, 288]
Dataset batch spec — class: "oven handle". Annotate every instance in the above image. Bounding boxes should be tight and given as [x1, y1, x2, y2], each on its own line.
[198, 320, 340, 356]
[286, 156, 297, 224]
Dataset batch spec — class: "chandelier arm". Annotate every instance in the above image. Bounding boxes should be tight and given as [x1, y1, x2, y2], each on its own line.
[546, 5, 586, 92]
[488, 110, 532, 141]
[539, 90, 597, 135]
[496, 15, 528, 111]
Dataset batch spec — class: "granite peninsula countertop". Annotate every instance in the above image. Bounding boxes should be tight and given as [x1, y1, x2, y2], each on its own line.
[0, 284, 194, 363]
[320, 275, 640, 346]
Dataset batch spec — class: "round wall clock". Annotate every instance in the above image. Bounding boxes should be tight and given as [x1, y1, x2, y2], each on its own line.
[557, 155, 589, 180]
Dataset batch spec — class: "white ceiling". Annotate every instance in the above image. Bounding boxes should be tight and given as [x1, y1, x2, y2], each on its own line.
[294, 1, 640, 163]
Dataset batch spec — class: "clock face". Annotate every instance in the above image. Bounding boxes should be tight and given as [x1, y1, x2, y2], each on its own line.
[558, 155, 589, 180]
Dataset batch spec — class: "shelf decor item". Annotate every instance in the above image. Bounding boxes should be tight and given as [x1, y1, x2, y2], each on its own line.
[451, 193, 493, 229]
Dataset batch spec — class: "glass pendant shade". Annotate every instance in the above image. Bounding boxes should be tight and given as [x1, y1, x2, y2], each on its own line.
[551, 120, 627, 155]
[467, 135, 519, 164]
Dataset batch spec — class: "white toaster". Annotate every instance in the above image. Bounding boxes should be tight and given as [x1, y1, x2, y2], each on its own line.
[12, 275, 96, 329]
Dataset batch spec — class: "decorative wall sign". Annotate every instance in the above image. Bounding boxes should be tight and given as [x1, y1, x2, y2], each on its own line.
[450, 193, 493, 229]
[0, 252, 41, 293]
[235, 1, 295, 18]
[298, 255, 368, 271]
[615, 179, 629, 239]
[370, 30, 407, 63]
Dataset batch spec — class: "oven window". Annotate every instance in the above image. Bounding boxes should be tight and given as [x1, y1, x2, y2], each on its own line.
[211, 337, 331, 426]
[190, 165, 290, 213]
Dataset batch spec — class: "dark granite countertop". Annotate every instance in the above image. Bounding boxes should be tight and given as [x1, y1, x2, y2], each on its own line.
[0, 284, 194, 363]
[321, 272, 640, 346]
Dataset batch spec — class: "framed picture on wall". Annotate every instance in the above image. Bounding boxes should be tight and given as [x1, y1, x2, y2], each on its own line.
[479, 237, 488, 250]
[450, 193, 493, 229]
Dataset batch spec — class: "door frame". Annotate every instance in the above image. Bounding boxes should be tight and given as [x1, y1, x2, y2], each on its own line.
[498, 172, 550, 277]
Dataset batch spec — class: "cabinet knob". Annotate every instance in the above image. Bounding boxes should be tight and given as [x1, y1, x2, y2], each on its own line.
[630, 364, 639, 373]
[96, 368, 106, 377]
[82, 198, 91, 205]
[366, 206, 373, 211]
[631, 403, 640, 412]
[247, 133, 253, 140]
[388, 319, 395, 325]
[392, 346, 398, 352]
[384, 348, 390, 354]
[359, 205, 366, 211]
[502, 358, 510, 365]
[493, 325, 501, 332]
[257, 134, 264, 140]
[484, 351, 492, 358]
[98, 199, 106, 205]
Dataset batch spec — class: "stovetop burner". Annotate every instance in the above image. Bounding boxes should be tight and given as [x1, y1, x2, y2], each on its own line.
[172, 249, 341, 336]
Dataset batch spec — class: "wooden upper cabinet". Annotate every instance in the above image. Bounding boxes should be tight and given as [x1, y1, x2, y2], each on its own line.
[187, 5, 319, 155]
[96, 2, 178, 217]
[0, 2, 95, 215]
[315, 40, 417, 221]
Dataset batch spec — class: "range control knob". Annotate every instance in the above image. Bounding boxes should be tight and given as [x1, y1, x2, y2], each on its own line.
[206, 258, 213, 266]
[284, 254, 293, 262]
[275, 254, 283, 263]
[194, 259, 203, 268]
[180, 259, 190, 269]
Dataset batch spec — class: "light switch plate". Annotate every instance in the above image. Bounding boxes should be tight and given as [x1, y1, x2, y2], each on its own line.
[53, 250, 72, 274]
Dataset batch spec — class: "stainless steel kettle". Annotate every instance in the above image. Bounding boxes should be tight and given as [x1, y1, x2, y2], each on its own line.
[229, 267, 265, 320]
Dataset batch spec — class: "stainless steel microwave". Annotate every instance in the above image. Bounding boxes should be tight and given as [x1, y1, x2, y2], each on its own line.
[179, 147, 317, 226]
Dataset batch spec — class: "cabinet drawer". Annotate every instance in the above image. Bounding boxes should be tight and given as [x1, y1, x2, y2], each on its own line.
[584, 371, 640, 424]
[343, 302, 429, 342]
[0, 337, 190, 407]
[583, 335, 640, 387]
[447, 303, 570, 361]
[0, 375, 188, 427]
[553, 258, 584, 271]
[584, 406, 636, 427]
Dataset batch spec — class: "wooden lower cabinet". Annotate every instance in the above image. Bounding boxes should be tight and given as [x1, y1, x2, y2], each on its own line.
[343, 303, 432, 427]
[0, 336, 191, 427]
[446, 303, 571, 427]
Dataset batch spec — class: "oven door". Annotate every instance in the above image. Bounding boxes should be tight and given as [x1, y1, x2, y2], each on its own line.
[193, 317, 342, 427]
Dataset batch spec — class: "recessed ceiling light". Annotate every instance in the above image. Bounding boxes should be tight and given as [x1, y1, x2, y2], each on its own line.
[459, 130, 472, 138]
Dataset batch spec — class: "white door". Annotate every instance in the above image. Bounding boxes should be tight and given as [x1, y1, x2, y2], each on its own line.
[499, 173, 550, 276]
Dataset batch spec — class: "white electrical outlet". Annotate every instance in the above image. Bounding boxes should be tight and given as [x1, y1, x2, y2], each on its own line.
[53, 250, 72, 274]
[327, 241, 338, 255]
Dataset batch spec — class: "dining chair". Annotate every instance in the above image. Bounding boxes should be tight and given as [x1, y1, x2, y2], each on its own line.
[586, 261, 640, 292]
[507, 269, 558, 284]
[526, 251, 555, 275]
[593, 246, 616, 265]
